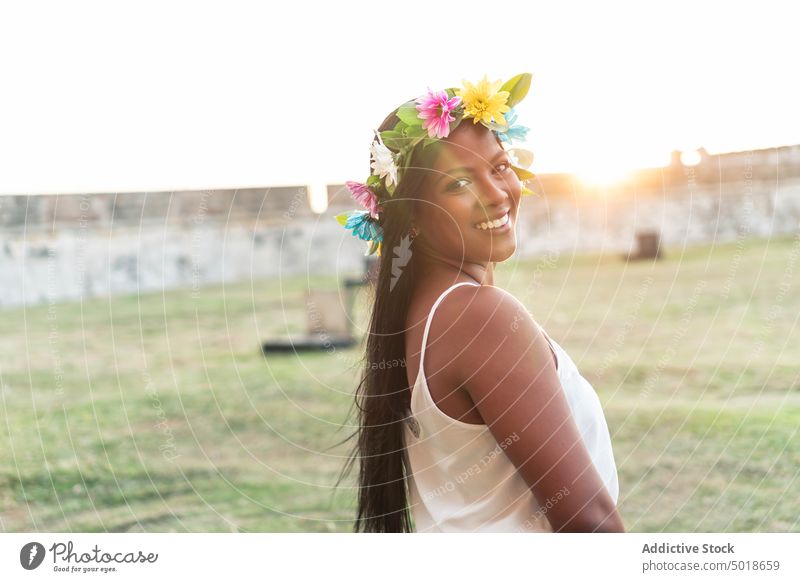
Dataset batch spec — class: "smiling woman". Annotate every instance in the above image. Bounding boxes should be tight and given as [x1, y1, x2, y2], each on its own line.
[335, 73, 623, 533]
[410, 122, 520, 262]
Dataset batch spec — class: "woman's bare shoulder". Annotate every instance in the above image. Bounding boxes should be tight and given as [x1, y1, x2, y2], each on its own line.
[432, 284, 547, 378]
[438, 284, 538, 339]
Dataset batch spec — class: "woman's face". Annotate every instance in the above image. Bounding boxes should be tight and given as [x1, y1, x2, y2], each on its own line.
[414, 121, 522, 264]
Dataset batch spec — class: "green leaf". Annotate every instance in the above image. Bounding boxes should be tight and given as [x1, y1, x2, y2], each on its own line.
[404, 124, 426, 139]
[390, 124, 423, 154]
[366, 174, 382, 188]
[500, 73, 532, 108]
[396, 101, 423, 126]
[380, 130, 405, 151]
[511, 165, 536, 182]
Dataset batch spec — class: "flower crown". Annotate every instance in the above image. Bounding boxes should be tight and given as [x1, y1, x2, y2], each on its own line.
[336, 73, 537, 257]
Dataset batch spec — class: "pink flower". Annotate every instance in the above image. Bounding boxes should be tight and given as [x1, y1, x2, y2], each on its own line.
[415, 88, 461, 139]
[345, 181, 381, 219]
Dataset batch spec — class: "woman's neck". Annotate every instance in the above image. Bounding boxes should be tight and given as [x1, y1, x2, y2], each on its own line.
[416, 254, 493, 286]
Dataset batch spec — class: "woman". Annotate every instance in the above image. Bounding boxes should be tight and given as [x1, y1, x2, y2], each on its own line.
[336, 74, 623, 533]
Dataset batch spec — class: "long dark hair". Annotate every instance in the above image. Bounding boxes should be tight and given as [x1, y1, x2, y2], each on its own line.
[335, 107, 442, 532]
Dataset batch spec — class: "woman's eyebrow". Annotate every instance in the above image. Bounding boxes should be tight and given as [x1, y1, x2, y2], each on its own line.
[436, 150, 509, 186]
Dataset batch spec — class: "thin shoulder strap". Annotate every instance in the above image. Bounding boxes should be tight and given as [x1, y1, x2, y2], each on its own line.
[419, 281, 480, 371]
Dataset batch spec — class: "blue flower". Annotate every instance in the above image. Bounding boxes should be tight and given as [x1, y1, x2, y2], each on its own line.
[495, 107, 530, 145]
[344, 210, 383, 242]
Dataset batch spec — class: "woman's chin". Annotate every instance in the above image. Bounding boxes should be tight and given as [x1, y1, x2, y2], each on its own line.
[488, 235, 517, 262]
[469, 243, 516, 264]
[490, 246, 516, 263]
[469, 221, 517, 262]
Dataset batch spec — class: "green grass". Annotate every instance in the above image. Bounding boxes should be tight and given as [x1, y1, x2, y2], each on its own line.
[1, 235, 798, 532]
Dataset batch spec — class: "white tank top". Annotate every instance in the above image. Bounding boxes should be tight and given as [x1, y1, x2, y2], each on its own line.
[403, 281, 619, 532]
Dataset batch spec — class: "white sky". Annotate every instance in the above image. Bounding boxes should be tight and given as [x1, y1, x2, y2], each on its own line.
[0, 0, 798, 198]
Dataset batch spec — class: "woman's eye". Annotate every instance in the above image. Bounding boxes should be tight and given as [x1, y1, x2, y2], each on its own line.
[445, 163, 509, 191]
[447, 178, 470, 191]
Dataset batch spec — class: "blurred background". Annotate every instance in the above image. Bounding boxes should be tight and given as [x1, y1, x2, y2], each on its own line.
[0, 0, 797, 532]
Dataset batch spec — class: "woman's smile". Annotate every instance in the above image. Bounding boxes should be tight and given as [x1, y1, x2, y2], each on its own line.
[473, 210, 512, 233]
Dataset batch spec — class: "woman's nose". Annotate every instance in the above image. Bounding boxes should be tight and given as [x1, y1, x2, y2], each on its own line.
[474, 171, 510, 206]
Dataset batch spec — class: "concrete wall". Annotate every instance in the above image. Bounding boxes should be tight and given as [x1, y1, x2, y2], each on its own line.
[0, 187, 364, 308]
[515, 146, 800, 258]
[2, 145, 799, 309]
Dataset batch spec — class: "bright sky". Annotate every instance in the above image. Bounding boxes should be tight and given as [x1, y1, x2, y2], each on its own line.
[0, 0, 797, 201]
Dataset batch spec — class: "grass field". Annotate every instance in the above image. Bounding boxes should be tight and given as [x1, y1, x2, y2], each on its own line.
[1, 235, 798, 532]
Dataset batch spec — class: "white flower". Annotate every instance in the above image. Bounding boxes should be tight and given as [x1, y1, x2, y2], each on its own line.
[370, 131, 398, 188]
[507, 149, 519, 166]
[506, 147, 534, 168]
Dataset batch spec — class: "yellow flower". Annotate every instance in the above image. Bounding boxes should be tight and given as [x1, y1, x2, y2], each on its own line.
[456, 75, 511, 126]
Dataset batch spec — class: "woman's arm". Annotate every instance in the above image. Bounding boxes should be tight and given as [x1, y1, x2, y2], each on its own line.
[447, 285, 625, 532]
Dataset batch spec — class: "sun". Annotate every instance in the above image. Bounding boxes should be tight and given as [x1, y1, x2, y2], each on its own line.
[575, 163, 632, 188]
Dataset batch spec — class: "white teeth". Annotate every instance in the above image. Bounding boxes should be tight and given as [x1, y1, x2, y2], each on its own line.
[475, 212, 509, 230]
